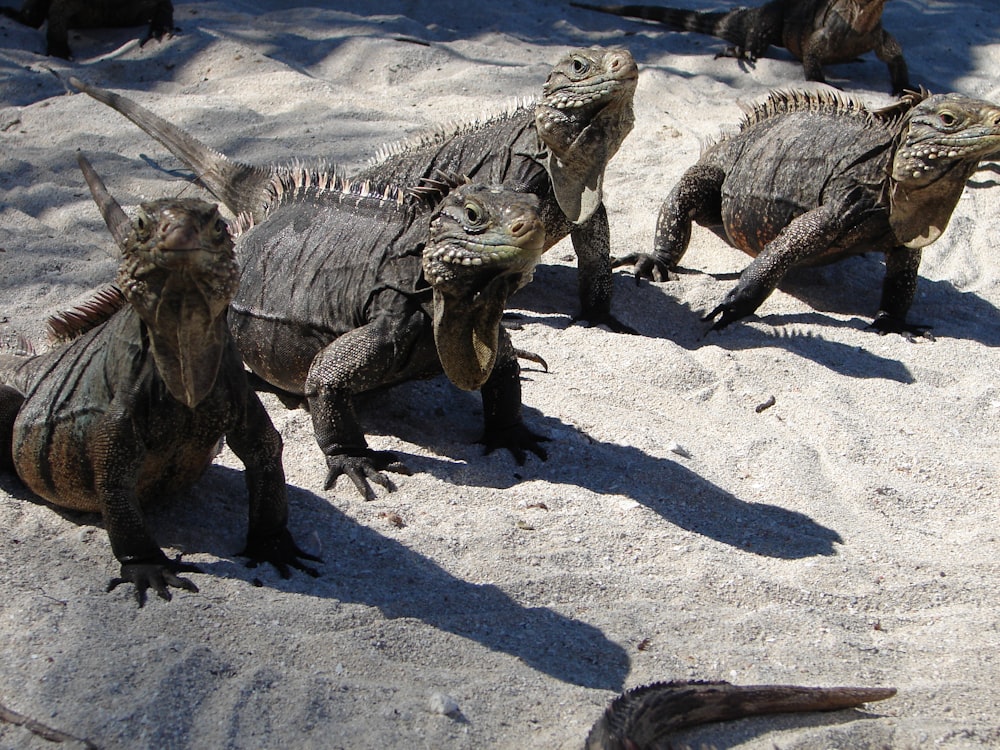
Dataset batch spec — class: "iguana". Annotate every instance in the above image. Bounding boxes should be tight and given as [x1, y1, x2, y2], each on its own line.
[0, 0, 174, 59]
[352, 46, 639, 333]
[570, 0, 909, 94]
[613, 89, 1000, 338]
[585, 680, 896, 749]
[70, 76, 550, 500]
[0, 154, 319, 605]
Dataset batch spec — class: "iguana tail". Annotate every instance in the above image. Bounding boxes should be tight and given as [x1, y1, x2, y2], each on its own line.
[570, 3, 770, 56]
[69, 77, 275, 222]
[585, 680, 896, 749]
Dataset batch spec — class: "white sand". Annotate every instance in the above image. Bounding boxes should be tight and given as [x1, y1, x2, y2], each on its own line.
[1, 1, 998, 748]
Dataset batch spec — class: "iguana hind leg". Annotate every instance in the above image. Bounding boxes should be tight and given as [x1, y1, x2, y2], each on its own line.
[874, 30, 910, 95]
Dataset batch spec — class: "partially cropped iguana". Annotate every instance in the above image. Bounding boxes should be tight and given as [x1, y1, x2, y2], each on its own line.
[0, 0, 174, 59]
[0, 154, 318, 605]
[571, 0, 909, 94]
[614, 89, 1000, 338]
[71, 75, 549, 500]
[584, 680, 896, 748]
[352, 46, 639, 332]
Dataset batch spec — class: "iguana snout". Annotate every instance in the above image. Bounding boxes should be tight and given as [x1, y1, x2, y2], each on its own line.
[424, 185, 545, 391]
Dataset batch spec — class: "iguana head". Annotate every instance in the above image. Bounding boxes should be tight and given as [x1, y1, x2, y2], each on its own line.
[535, 46, 638, 224]
[890, 92, 1000, 247]
[78, 154, 239, 407]
[422, 184, 545, 391]
[117, 198, 239, 407]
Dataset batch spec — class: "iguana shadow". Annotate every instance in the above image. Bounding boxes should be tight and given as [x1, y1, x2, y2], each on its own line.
[0, 465, 629, 691]
[514, 258, 1000, 366]
[356, 382, 843, 561]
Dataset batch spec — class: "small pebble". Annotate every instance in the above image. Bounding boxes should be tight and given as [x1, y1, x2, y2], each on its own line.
[428, 692, 461, 717]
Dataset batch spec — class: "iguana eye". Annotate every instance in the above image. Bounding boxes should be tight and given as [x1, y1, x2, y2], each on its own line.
[571, 56, 589, 76]
[939, 111, 957, 127]
[135, 211, 149, 232]
[464, 202, 484, 226]
[213, 218, 228, 239]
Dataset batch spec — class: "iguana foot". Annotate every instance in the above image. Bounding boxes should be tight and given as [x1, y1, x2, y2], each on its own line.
[612, 252, 675, 283]
[242, 529, 321, 579]
[324, 450, 412, 501]
[481, 424, 549, 464]
[107, 553, 200, 607]
[702, 287, 761, 331]
[868, 313, 935, 342]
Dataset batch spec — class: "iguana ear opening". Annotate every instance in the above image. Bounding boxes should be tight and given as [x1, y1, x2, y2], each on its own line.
[431, 276, 515, 391]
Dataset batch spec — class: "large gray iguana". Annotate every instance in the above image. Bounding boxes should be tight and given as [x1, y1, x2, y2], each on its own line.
[0, 154, 318, 605]
[570, 0, 909, 94]
[352, 46, 639, 333]
[70, 77, 548, 500]
[0, 0, 174, 59]
[614, 88, 1000, 338]
[584, 679, 896, 748]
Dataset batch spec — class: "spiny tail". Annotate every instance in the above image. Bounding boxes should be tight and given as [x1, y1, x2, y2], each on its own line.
[585, 680, 896, 749]
[571, 3, 757, 49]
[68, 77, 275, 221]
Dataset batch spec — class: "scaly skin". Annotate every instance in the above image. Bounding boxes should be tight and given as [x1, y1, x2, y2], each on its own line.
[354, 46, 639, 332]
[0, 155, 318, 605]
[585, 680, 896, 749]
[68, 77, 551, 500]
[0, 0, 174, 59]
[614, 89, 1000, 338]
[571, 0, 909, 94]
[230, 181, 548, 500]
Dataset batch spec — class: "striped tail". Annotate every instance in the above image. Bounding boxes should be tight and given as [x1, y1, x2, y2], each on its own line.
[571, 3, 769, 56]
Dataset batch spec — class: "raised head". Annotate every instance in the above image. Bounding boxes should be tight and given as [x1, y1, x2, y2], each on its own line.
[422, 183, 545, 391]
[535, 46, 638, 223]
[78, 154, 239, 407]
[890, 92, 1000, 247]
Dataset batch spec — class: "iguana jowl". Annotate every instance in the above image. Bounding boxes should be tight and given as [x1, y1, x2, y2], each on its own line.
[585, 680, 896, 749]
[353, 46, 639, 332]
[0, 0, 174, 59]
[71, 75, 549, 500]
[615, 89, 1000, 337]
[0, 154, 318, 605]
[571, 0, 909, 94]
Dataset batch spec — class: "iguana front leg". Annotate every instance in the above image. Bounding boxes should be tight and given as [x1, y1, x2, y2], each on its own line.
[571, 204, 636, 333]
[225, 384, 321, 577]
[478, 328, 549, 463]
[614, 164, 725, 283]
[870, 246, 932, 340]
[304, 317, 416, 500]
[92, 390, 199, 606]
[704, 199, 860, 330]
